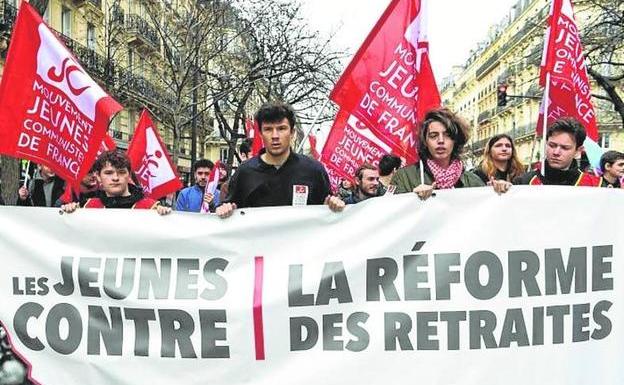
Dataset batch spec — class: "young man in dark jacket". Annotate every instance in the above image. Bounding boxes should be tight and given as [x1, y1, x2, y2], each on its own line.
[512, 118, 598, 187]
[16, 164, 65, 207]
[217, 102, 343, 218]
[62, 151, 171, 215]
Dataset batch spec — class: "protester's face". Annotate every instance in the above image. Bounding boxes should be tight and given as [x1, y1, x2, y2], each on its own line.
[605, 159, 624, 178]
[358, 169, 380, 197]
[241, 151, 252, 161]
[425, 122, 454, 163]
[218, 165, 227, 182]
[261, 118, 292, 158]
[97, 163, 131, 197]
[341, 179, 353, 190]
[80, 171, 98, 192]
[490, 138, 513, 162]
[194, 167, 212, 187]
[39, 165, 55, 179]
[546, 131, 580, 170]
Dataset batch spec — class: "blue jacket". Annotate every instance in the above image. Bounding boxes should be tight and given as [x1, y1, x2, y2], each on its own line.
[175, 185, 220, 212]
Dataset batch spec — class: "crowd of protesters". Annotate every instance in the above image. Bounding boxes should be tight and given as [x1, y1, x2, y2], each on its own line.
[0, 102, 623, 384]
[0, 324, 30, 385]
[0, 102, 622, 216]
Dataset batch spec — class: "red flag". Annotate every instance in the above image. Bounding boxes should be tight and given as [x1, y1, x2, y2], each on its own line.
[0, 2, 122, 184]
[245, 118, 263, 156]
[100, 133, 117, 154]
[60, 133, 117, 203]
[308, 133, 320, 160]
[330, 0, 440, 163]
[320, 109, 397, 189]
[537, 0, 598, 141]
[127, 109, 182, 200]
[200, 160, 221, 213]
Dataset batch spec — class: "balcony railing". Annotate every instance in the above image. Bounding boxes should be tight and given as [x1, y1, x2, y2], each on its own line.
[512, 124, 535, 140]
[471, 137, 489, 153]
[56, 32, 173, 111]
[476, 51, 500, 79]
[471, 123, 537, 155]
[111, 5, 125, 25]
[478, 109, 494, 123]
[57, 33, 112, 81]
[74, 0, 102, 9]
[126, 14, 160, 49]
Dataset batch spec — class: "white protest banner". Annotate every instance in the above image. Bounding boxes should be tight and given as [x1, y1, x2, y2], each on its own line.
[1, 187, 623, 385]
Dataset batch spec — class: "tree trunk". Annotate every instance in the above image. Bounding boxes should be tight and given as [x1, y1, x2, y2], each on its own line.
[0, 156, 20, 205]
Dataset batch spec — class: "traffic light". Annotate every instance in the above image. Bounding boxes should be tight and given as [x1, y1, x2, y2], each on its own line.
[497, 84, 508, 107]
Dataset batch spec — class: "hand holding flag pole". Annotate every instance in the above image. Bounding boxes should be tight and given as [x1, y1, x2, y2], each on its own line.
[200, 160, 221, 214]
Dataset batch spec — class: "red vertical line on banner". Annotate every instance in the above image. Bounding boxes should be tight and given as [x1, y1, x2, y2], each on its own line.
[253, 256, 265, 360]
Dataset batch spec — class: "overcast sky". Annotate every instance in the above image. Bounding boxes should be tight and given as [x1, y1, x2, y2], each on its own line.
[301, 0, 519, 81]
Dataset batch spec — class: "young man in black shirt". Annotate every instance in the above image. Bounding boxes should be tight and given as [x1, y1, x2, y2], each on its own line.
[217, 102, 344, 218]
[510, 118, 598, 187]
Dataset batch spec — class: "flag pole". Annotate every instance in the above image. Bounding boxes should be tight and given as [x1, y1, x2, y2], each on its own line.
[540, 72, 551, 175]
[528, 132, 538, 172]
[22, 160, 30, 188]
[419, 160, 425, 185]
[297, 98, 330, 154]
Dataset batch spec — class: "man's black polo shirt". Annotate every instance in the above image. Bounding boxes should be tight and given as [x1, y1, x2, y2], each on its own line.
[223, 149, 331, 208]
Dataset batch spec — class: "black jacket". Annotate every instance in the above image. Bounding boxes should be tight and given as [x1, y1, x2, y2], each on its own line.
[224, 150, 331, 208]
[514, 162, 584, 186]
[88, 184, 148, 209]
[472, 165, 511, 184]
[17, 176, 65, 207]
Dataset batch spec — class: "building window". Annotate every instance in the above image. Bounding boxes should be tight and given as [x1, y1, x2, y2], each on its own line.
[220, 148, 229, 163]
[61, 7, 71, 36]
[600, 133, 611, 149]
[87, 24, 96, 50]
[128, 49, 134, 69]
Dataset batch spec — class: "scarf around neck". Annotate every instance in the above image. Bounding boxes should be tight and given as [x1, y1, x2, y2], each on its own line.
[426, 158, 463, 189]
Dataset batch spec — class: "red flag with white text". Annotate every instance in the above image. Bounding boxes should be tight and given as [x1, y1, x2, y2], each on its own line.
[320, 109, 397, 189]
[330, 0, 440, 163]
[537, 0, 598, 141]
[0, 2, 122, 183]
[127, 109, 182, 200]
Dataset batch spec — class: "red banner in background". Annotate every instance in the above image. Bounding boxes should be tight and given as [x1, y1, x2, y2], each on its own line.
[245, 118, 263, 156]
[0, 2, 122, 184]
[100, 133, 117, 154]
[330, 0, 440, 163]
[321, 109, 396, 188]
[537, 0, 598, 141]
[127, 110, 182, 200]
